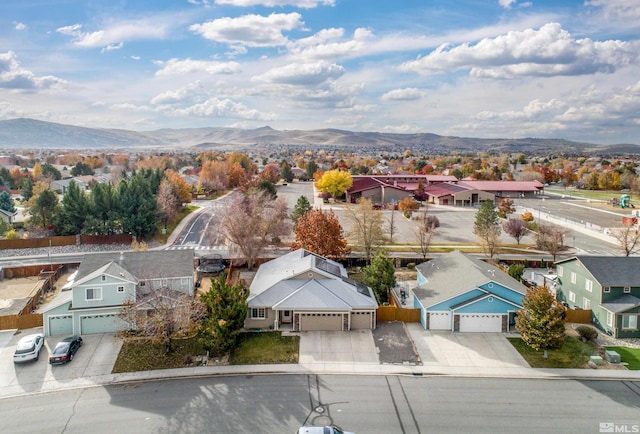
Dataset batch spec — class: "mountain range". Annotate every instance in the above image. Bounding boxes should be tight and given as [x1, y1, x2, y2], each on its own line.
[0, 118, 637, 154]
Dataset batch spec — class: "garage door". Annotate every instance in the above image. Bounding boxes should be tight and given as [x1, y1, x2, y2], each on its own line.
[300, 313, 342, 331]
[80, 314, 124, 334]
[351, 312, 372, 329]
[458, 314, 503, 333]
[49, 315, 73, 336]
[428, 311, 450, 330]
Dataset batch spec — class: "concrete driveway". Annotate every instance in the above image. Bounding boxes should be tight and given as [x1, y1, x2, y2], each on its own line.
[298, 330, 379, 371]
[406, 323, 530, 369]
[0, 328, 122, 397]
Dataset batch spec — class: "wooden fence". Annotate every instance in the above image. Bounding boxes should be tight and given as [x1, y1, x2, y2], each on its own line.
[565, 308, 592, 324]
[0, 234, 132, 250]
[0, 314, 43, 330]
[377, 305, 421, 323]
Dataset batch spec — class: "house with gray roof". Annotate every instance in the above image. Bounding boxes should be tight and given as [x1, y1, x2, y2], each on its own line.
[245, 248, 378, 331]
[41, 250, 195, 336]
[413, 251, 527, 332]
[556, 256, 640, 338]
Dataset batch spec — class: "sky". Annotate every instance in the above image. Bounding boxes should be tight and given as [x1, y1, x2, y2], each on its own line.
[0, 0, 639, 145]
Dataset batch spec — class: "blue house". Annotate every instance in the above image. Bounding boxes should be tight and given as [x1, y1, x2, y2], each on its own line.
[413, 251, 526, 332]
[42, 250, 195, 336]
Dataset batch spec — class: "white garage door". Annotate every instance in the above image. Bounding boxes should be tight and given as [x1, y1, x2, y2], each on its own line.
[459, 314, 503, 333]
[300, 313, 342, 331]
[48, 315, 73, 336]
[428, 311, 450, 330]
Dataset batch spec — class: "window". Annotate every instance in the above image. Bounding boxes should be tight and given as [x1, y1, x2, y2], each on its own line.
[86, 288, 102, 301]
[606, 311, 613, 327]
[622, 314, 638, 330]
[569, 291, 576, 303]
[117, 286, 125, 293]
[570, 272, 576, 284]
[624, 287, 631, 293]
[604, 286, 610, 293]
[101, 275, 106, 281]
[557, 266, 563, 277]
[583, 298, 591, 310]
[251, 308, 266, 319]
[585, 279, 593, 292]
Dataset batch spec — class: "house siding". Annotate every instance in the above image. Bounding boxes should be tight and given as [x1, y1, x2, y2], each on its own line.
[244, 307, 275, 329]
[478, 282, 525, 306]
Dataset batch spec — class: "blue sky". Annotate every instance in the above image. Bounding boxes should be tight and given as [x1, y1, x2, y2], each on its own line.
[1, 0, 639, 144]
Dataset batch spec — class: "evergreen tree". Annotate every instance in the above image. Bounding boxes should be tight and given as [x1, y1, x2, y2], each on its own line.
[70, 161, 95, 177]
[198, 275, 249, 357]
[473, 200, 501, 260]
[0, 167, 13, 189]
[53, 180, 88, 235]
[117, 173, 159, 239]
[21, 177, 33, 201]
[281, 160, 295, 182]
[360, 250, 396, 304]
[30, 188, 59, 228]
[86, 182, 120, 235]
[0, 191, 16, 213]
[42, 163, 62, 180]
[305, 160, 318, 180]
[515, 286, 565, 359]
[290, 195, 312, 227]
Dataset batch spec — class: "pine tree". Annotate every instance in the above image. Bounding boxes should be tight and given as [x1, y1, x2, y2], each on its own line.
[0, 191, 16, 213]
[473, 200, 501, 260]
[360, 250, 396, 304]
[515, 286, 565, 359]
[290, 195, 312, 227]
[54, 180, 88, 235]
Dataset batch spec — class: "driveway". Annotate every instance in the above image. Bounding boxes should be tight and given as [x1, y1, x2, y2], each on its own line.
[298, 330, 379, 371]
[0, 328, 122, 398]
[406, 323, 530, 369]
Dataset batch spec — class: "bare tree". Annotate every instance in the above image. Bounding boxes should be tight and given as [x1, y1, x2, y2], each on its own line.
[222, 191, 291, 270]
[503, 218, 527, 245]
[345, 197, 385, 262]
[387, 203, 397, 244]
[157, 178, 178, 229]
[415, 211, 440, 259]
[612, 225, 640, 256]
[120, 283, 206, 353]
[535, 224, 566, 262]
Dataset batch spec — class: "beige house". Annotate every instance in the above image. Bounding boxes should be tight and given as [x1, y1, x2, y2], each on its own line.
[245, 249, 378, 331]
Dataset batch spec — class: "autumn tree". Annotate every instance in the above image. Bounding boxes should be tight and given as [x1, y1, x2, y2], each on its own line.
[221, 191, 290, 270]
[345, 197, 385, 262]
[292, 209, 350, 260]
[260, 163, 281, 184]
[521, 211, 534, 222]
[612, 225, 640, 257]
[165, 171, 192, 205]
[199, 160, 229, 192]
[415, 211, 440, 259]
[198, 275, 249, 357]
[157, 178, 179, 229]
[497, 198, 515, 217]
[398, 197, 419, 218]
[315, 169, 353, 198]
[473, 200, 501, 260]
[535, 224, 566, 262]
[228, 162, 248, 188]
[290, 195, 313, 227]
[503, 218, 527, 245]
[360, 250, 396, 304]
[119, 283, 206, 353]
[516, 286, 565, 359]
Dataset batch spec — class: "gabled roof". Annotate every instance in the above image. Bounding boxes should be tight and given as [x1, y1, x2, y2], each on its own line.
[557, 256, 640, 286]
[601, 294, 640, 313]
[249, 248, 347, 298]
[73, 250, 194, 285]
[414, 251, 527, 306]
[40, 290, 73, 313]
[423, 182, 470, 197]
[457, 180, 544, 192]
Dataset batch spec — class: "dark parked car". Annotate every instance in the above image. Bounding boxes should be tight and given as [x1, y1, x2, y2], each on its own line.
[196, 254, 226, 274]
[49, 336, 83, 365]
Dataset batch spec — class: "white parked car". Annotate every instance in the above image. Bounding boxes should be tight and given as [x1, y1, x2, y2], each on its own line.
[13, 333, 45, 363]
[298, 426, 353, 434]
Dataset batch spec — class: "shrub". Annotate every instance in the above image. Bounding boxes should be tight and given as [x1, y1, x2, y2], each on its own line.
[407, 262, 416, 269]
[576, 326, 598, 342]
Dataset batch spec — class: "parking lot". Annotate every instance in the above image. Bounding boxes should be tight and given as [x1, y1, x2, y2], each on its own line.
[0, 329, 121, 397]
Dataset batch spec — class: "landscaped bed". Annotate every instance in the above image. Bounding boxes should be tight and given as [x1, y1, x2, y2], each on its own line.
[112, 331, 299, 373]
[605, 346, 640, 370]
[508, 336, 596, 368]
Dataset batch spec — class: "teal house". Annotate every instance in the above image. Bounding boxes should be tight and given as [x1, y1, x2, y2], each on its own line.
[414, 251, 526, 333]
[556, 256, 640, 338]
[42, 250, 195, 336]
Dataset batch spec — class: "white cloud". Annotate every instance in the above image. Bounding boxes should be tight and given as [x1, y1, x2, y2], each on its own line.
[214, 0, 335, 7]
[380, 88, 426, 101]
[14, 22, 26, 30]
[290, 27, 373, 60]
[150, 81, 207, 105]
[190, 13, 304, 47]
[584, 0, 640, 22]
[166, 97, 278, 120]
[0, 51, 67, 90]
[399, 23, 640, 78]
[102, 42, 124, 53]
[499, 0, 517, 9]
[155, 58, 241, 76]
[253, 61, 344, 85]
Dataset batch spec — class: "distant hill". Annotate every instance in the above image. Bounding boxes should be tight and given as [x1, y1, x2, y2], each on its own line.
[0, 117, 637, 154]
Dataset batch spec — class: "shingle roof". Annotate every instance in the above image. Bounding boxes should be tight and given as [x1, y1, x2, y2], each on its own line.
[457, 180, 544, 192]
[601, 294, 640, 313]
[414, 251, 527, 307]
[560, 256, 640, 286]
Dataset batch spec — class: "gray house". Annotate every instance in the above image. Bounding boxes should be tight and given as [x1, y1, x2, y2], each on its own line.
[42, 250, 195, 336]
[245, 249, 378, 331]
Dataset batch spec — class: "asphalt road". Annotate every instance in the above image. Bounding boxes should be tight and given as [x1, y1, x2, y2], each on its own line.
[1, 375, 638, 433]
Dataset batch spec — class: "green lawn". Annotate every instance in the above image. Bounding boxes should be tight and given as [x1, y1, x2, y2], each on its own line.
[508, 336, 596, 368]
[112, 331, 299, 373]
[605, 346, 640, 370]
[230, 332, 299, 365]
[546, 187, 638, 202]
[153, 205, 198, 244]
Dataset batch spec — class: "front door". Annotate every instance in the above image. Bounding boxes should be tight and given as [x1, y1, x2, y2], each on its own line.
[282, 310, 292, 324]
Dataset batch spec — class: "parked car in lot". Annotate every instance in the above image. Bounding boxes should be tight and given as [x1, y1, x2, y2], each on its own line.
[298, 426, 353, 434]
[13, 333, 45, 363]
[49, 336, 83, 365]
